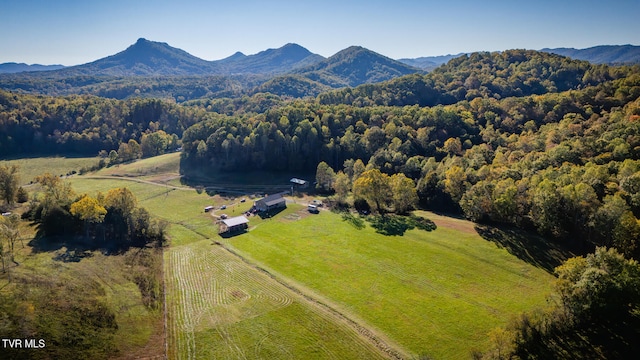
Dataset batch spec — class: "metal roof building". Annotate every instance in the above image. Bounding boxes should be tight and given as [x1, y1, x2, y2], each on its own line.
[255, 193, 287, 212]
[219, 215, 249, 234]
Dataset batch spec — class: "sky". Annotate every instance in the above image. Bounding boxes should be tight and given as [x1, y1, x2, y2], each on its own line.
[1, 0, 639, 66]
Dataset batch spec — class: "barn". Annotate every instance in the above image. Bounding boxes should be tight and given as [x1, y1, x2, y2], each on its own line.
[219, 215, 249, 234]
[255, 193, 287, 212]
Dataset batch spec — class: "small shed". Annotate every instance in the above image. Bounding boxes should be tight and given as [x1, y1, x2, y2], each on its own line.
[290, 178, 308, 188]
[219, 215, 249, 234]
[255, 193, 287, 212]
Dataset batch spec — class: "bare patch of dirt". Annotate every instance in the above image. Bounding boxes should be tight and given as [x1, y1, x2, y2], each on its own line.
[416, 211, 478, 234]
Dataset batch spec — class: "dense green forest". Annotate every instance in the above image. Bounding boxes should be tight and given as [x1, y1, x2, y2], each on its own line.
[0, 91, 212, 156]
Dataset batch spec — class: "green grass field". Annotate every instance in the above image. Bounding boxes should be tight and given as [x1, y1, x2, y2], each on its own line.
[94, 152, 181, 180]
[224, 208, 555, 359]
[8, 155, 558, 359]
[0, 155, 100, 184]
[67, 175, 388, 359]
[166, 239, 386, 359]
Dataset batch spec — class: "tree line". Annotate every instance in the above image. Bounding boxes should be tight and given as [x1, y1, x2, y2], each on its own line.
[478, 247, 640, 359]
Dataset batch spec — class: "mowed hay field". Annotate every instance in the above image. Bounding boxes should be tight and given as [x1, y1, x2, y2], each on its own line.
[32, 156, 554, 359]
[67, 175, 388, 359]
[166, 239, 387, 360]
[225, 208, 556, 359]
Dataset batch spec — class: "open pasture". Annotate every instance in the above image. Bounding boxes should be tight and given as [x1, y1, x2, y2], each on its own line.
[0, 155, 100, 184]
[225, 210, 556, 359]
[66, 173, 387, 359]
[165, 239, 386, 360]
[94, 152, 181, 182]
[32, 156, 555, 359]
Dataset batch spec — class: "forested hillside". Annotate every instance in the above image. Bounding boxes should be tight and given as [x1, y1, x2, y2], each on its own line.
[0, 91, 213, 156]
[180, 50, 640, 259]
[318, 50, 624, 107]
[3, 49, 640, 257]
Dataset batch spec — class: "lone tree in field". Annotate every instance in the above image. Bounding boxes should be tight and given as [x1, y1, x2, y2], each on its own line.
[0, 214, 21, 271]
[0, 164, 20, 206]
[353, 169, 392, 213]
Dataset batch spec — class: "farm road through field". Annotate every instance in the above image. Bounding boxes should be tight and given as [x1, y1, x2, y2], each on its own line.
[165, 239, 393, 359]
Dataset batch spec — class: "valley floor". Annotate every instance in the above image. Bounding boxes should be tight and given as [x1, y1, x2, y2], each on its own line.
[1, 155, 557, 359]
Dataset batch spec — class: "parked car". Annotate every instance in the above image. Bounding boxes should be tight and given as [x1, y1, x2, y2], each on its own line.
[220, 205, 227, 210]
[220, 214, 228, 219]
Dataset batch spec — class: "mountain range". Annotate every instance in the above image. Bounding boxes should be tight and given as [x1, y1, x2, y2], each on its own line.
[0, 38, 423, 98]
[3, 41, 638, 76]
[0, 39, 638, 101]
[540, 44, 640, 65]
[0, 62, 65, 74]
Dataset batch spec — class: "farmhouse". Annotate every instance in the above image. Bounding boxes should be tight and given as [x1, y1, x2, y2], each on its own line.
[255, 193, 287, 212]
[219, 215, 249, 234]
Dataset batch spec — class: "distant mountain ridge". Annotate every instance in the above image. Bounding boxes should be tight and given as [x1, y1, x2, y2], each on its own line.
[294, 46, 421, 87]
[0, 62, 66, 74]
[0, 39, 422, 98]
[56, 38, 217, 76]
[39, 38, 326, 77]
[2, 40, 639, 101]
[397, 54, 463, 70]
[219, 43, 325, 74]
[540, 45, 640, 64]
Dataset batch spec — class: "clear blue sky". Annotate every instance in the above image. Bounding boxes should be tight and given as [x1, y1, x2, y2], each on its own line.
[2, 0, 639, 65]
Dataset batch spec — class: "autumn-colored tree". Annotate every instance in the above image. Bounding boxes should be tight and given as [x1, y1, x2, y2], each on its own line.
[104, 188, 137, 216]
[353, 169, 392, 213]
[443, 165, 467, 203]
[70, 195, 107, 239]
[315, 161, 336, 193]
[35, 173, 76, 211]
[332, 171, 351, 204]
[390, 173, 418, 214]
[0, 164, 20, 205]
[443, 137, 463, 156]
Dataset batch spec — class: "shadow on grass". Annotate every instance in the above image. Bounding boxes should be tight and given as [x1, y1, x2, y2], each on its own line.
[218, 229, 248, 238]
[28, 230, 135, 260]
[258, 207, 286, 219]
[368, 214, 437, 236]
[475, 225, 587, 273]
[340, 212, 366, 230]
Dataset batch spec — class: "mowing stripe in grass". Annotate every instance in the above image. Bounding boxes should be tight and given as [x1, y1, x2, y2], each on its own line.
[216, 240, 409, 360]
